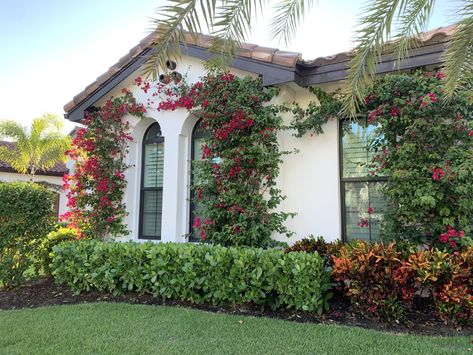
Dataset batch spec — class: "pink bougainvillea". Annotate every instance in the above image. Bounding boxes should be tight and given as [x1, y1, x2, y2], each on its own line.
[61, 89, 145, 239]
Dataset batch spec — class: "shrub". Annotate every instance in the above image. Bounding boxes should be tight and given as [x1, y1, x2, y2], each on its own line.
[0, 182, 55, 288]
[51, 240, 332, 313]
[34, 227, 79, 274]
[332, 241, 415, 322]
[284, 236, 342, 266]
[332, 240, 472, 326]
[408, 248, 473, 326]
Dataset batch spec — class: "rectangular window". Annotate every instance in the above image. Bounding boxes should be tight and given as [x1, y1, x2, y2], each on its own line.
[139, 123, 164, 240]
[340, 118, 387, 242]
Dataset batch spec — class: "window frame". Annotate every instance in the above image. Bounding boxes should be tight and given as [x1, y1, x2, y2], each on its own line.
[138, 122, 165, 240]
[339, 117, 388, 243]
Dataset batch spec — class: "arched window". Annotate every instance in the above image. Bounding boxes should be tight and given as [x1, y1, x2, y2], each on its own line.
[189, 119, 210, 241]
[139, 122, 164, 240]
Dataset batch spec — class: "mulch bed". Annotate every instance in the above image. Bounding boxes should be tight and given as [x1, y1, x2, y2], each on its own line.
[0, 278, 471, 337]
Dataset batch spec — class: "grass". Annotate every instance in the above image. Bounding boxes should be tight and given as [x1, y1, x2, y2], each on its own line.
[0, 303, 470, 355]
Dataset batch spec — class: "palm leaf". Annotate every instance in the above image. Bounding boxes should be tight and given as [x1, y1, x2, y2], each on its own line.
[269, 0, 315, 45]
[143, 0, 218, 79]
[206, 0, 261, 68]
[343, 0, 404, 117]
[393, 0, 435, 64]
[0, 114, 70, 177]
[443, 1, 473, 97]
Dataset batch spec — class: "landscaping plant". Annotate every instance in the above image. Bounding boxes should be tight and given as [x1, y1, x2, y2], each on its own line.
[0, 182, 55, 288]
[62, 89, 146, 239]
[332, 240, 473, 326]
[137, 72, 294, 247]
[51, 240, 332, 313]
[284, 235, 342, 267]
[291, 70, 473, 247]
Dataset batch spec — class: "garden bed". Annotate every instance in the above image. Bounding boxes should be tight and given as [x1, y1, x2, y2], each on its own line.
[1, 278, 471, 337]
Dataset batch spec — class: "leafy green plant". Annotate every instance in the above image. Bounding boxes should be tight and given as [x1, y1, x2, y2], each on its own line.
[408, 248, 473, 326]
[332, 241, 415, 322]
[284, 235, 342, 267]
[0, 114, 70, 178]
[292, 71, 473, 247]
[34, 227, 79, 275]
[62, 89, 146, 239]
[51, 240, 332, 313]
[138, 72, 294, 247]
[362, 71, 473, 246]
[0, 182, 55, 288]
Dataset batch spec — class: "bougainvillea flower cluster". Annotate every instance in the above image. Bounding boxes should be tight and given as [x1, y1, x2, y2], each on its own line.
[61, 89, 145, 239]
[289, 70, 473, 249]
[137, 72, 293, 247]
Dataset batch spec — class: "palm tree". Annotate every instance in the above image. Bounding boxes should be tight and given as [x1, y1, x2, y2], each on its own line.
[145, 0, 473, 116]
[0, 114, 71, 178]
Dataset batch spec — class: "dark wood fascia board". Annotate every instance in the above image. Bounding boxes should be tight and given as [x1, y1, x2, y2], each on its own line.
[65, 45, 297, 122]
[65, 47, 155, 122]
[0, 166, 67, 177]
[181, 45, 297, 85]
[298, 42, 447, 86]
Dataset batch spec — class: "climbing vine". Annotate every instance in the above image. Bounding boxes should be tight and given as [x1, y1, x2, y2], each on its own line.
[137, 71, 293, 247]
[61, 89, 146, 239]
[289, 70, 473, 249]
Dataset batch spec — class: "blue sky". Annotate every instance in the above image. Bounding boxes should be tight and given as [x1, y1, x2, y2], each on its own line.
[0, 0, 454, 132]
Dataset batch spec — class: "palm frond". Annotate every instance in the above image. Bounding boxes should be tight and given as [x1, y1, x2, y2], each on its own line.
[343, 0, 406, 117]
[207, 0, 262, 68]
[0, 114, 69, 176]
[37, 141, 70, 171]
[393, 0, 435, 64]
[269, 0, 315, 45]
[443, 1, 473, 97]
[0, 146, 29, 174]
[143, 0, 218, 79]
[0, 120, 27, 142]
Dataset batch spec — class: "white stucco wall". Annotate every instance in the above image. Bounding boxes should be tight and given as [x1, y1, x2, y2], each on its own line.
[92, 55, 343, 243]
[0, 171, 68, 217]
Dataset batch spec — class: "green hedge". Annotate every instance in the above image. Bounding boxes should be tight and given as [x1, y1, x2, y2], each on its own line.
[51, 240, 332, 312]
[0, 182, 55, 288]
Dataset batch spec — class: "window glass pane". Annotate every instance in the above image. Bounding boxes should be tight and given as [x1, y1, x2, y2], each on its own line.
[141, 190, 163, 237]
[193, 137, 205, 163]
[144, 123, 162, 140]
[342, 119, 379, 178]
[143, 143, 164, 188]
[190, 136, 205, 242]
[344, 181, 387, 242]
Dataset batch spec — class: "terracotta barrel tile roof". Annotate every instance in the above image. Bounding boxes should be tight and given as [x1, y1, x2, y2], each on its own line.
[64, 24, 456, 114]
[0, 141, 68, 177]
[63, 31, 302, 114]
[299, 24, 456, 68]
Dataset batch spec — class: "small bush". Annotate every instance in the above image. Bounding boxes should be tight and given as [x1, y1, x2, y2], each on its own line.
[408, 248, 473, 326]
[0, 182, 55, 288]
[51, 240, 332, 313]
[284, 236, 342, 266]
[332, 241, 415, 322]
[34, 227, 79, 274]
[332, 240, 472, 326]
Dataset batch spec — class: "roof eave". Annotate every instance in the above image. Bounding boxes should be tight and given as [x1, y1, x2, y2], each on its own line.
[65, 44, 298, 122]
[296, 41, 448, 86]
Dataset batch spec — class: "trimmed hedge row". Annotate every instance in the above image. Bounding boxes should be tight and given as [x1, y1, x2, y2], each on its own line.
[51, 240, 332, 312]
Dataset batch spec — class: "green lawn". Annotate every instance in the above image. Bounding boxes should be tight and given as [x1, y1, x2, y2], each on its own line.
[0, 303, 470, 355]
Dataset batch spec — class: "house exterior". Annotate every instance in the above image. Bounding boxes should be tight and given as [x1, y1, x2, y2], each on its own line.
[63, 25, 455, 244]
[0, 141, 69, 217]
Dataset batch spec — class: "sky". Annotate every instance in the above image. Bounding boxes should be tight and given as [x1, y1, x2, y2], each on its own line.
[0, 0, 455, 133]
